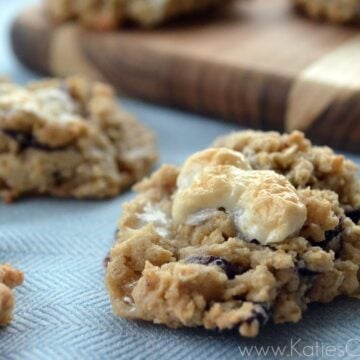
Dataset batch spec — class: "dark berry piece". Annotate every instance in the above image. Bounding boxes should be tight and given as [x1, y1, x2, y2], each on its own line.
[346, 208, 360, 224]
[238, 302, 271, 327]
[104, 230, 120, 268]
[103, 253, 111, 269]
[252, 303, 271, 326]
[185, 255, 243, 279]
[298, 267, 319, 277]
[297, 260, 319, 277]
[52, 170, 64, 186]
[3, 129, 66, 152]
[250, 239, 260, 245]
[315, 217, 343, 254]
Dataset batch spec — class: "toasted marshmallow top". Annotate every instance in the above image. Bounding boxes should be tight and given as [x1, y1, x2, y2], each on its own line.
[0, 83, 88, 147]
[172, 149, 306, 245]
[0, 85, 80, 124]
[177, 148, 251, 189]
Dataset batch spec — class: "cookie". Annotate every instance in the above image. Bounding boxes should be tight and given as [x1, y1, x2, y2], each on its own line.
[294, 0, 360, 24]
[47, 0, 233, 30]
[0, 76, 157, 202]
[213, 130, 360, 208]
[106, 131, 360, 337]
[0, 264, 24, 325]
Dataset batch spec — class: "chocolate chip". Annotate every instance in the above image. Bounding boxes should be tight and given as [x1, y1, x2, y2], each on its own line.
[346, 208, 360, 224]
[185, 255, 243, 279]
[3, 129, 66, 152]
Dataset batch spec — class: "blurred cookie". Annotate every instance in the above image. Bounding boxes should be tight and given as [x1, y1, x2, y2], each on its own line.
[47, 0, 234, 30]
[0, 76, 157, 202]
[294, 0, 360, 24]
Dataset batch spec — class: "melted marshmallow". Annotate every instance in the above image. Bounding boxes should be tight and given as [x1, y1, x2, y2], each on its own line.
[172, 149, 307, 245]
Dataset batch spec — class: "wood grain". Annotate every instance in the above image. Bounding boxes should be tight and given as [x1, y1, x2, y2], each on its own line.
[10, 0, 360, 152]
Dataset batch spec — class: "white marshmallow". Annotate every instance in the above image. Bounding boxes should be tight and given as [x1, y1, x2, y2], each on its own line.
[177, 147, 251, 190]
[172, 149, 306, 245]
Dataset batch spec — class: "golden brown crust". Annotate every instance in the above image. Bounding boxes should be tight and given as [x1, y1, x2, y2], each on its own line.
[214, 130, 360, 208]
[105, 131, 360, 337]
[0, 264, 24, 325]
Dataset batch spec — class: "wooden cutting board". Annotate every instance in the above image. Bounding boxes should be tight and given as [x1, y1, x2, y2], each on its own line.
[11, 0, 360, 152]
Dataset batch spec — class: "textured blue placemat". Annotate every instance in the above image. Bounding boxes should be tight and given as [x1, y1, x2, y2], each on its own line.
[1, 1, 360, 359]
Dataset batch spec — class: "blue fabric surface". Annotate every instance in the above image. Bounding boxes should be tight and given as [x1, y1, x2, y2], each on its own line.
[1, 1, 360, 359]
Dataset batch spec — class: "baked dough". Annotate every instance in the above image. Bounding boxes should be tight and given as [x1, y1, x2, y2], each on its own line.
[0, 264, 24, 325]
[0, 76, 157, 202]
[106, 131, 360, 337]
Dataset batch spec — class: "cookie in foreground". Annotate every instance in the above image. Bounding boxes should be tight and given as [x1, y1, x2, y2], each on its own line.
[47, 0, 234, 29]
[0, 76, 157, 202]
[0, 264, 24, 325]
[106, 131, 360, 337]
[293, 0, 360, 24]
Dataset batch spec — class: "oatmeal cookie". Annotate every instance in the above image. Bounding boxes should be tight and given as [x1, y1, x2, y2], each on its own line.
[47, 0, 233, 30]
[213, 130, 360, 209]
[294, 0, 360, 24]
[0, 76, 157, 202]
[105, 138, 360, 337]
[0, 264, 24, 325]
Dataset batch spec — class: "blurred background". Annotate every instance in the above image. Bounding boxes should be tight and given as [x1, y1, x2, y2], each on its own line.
[1, 0, 37, 83]
[1, 0, 247, 166]
[1, 1, 360, 359]
[5, 0, 360, 153]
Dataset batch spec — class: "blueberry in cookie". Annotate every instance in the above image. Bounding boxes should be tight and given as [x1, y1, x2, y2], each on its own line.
[106, 131, 360, 337]
[0, 76, 157, 202]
